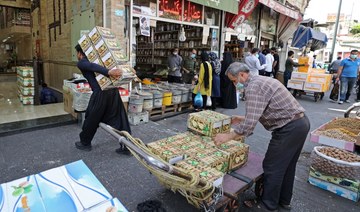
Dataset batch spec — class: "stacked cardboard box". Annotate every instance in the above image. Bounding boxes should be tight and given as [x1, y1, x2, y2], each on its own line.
[288, 68, 331, 92]
[17, 66, 35, 105]
[147, 131, 249, 173]
[78, 26, 136, 90]
[187, 110, 231, 136]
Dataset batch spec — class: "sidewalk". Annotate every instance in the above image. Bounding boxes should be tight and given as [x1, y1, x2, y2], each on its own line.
[0, 95, 359, 212]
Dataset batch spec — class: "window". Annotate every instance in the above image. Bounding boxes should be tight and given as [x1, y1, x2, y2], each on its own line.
[204, 7, 220, 26]
[133, 0, 157, 16]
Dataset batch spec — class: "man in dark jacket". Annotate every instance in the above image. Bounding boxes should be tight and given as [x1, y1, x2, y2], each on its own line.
[74, 44, 131, 153]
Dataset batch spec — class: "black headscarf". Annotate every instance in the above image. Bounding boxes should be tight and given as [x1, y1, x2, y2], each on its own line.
[221, 52, 234, 76]
[201, 52, 210, 89]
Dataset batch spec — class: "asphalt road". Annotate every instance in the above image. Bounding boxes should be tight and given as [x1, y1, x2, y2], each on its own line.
[0, 91, 359, 212]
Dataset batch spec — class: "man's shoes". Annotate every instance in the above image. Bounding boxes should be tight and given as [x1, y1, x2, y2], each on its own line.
[75, 142, 92, 151]
[279, 203, 292, 210]
[345, 100, 351, 103]
[338, 101, 343, 104]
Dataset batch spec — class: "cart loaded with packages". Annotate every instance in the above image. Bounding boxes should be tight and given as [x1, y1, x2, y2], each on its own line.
[287, 25, 330, 102]
[101, 110, 264, 212]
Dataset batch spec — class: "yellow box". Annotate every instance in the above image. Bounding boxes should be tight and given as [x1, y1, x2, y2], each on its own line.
[298, 66, 311, 73]
[298, 56, 311, 65]
[291, 72, 308, 81]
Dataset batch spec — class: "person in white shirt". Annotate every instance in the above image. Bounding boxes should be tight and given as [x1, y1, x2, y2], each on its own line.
[264, 48, 274, 77]
[244, 48, 267, 76]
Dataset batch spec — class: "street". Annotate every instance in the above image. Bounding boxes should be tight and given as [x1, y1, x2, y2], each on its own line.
[0, 93, 359, 212]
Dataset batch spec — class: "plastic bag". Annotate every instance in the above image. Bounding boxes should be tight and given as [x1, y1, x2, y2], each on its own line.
[194, 92, 203, 108]
[206, 96, 212, 107]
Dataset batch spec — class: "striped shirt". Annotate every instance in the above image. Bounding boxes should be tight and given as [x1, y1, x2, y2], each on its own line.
[234, 74, 305, 136]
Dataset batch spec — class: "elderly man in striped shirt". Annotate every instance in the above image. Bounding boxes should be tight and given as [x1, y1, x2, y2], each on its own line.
[214, 62, 310, 212]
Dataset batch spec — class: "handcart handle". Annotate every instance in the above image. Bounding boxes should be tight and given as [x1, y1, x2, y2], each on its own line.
[99, 123, 205, 186]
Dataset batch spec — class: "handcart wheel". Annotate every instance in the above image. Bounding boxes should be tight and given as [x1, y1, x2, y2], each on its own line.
[255, 178, 264, 198]
[292, 89, 298, 97]
[314, 93, 320, 102]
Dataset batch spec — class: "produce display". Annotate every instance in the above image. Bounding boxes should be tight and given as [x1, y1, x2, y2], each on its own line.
[310, 146, 360, 180]
[315, 129, 357, 143]
[318, 147, 360, 163]
[188, 111, 231, 137]
[323, 118, 360, 131]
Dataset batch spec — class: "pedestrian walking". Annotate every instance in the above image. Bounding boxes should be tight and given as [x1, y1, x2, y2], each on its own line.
[220, 52, 237, 109]
[74, 44, 131, 153]
[336, 50, 360, 104]
[271, 47, 280, 78]
[192, 52, 212, 110]
[214, 62, 310, 212]
[209, 52, 221, 110]
[264, 49, 274, 77]
[329, 56, 342, 74]
[244, 48, 266, 76]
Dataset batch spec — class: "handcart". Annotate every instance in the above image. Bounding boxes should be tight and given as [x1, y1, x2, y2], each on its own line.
[291, 89, 325, 102]
[344, 102, 360, 118]
[100, 123, 264, 212]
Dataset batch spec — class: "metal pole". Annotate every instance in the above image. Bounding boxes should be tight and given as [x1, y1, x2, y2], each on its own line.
[329, 0, 342, 63]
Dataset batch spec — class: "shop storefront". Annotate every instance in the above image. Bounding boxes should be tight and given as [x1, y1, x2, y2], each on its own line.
[129, 0, 239, 79]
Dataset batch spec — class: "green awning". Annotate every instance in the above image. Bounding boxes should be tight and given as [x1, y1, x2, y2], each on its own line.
[189, 0, 239, 14]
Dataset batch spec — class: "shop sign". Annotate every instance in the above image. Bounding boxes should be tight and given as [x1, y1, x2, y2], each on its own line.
[184, 0, 202, 23]
[159, 0, 182, 20]
[259, 0, 302, 20]
[189, 0, 239, 14]
[229, 0, 259, 29]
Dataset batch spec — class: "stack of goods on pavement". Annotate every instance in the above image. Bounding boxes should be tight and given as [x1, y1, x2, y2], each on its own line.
[309, 117, 360, 201]
[78, 26, 137, 90]
[146, 111, 249, 208]
[309, 146, 360, 202]
[287, 66, 332, 92]
[17, 66, 35, 105]
[310, 118, 360, 151]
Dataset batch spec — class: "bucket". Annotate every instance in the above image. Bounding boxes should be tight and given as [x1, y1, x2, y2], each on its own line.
[139, 91, 153, 111]
[162, 91, 172, 106]
[171, 89, 182, 104]
[128, 95, 144, 113]
[152, 91, 163, 108]
[179, 88, 189, 103]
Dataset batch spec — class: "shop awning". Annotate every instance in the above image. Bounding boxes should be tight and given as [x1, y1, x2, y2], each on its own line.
[189, 0, 239, 14]
[291, 25, 328, 50]
[259, 0, 302, 20]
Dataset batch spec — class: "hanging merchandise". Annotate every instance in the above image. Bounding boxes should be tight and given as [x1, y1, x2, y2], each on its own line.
[179, 26, 186, 42]
[140, 16, 150, 37]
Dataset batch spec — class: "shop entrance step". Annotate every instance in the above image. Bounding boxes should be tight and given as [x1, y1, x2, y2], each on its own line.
[0, 114, 76, 137]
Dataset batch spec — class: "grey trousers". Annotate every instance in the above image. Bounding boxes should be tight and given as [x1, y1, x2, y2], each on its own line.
[261, 115, 310, 210]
